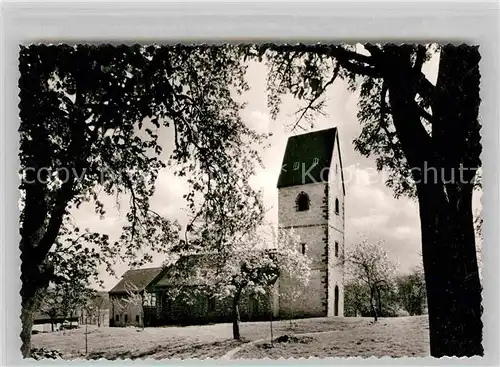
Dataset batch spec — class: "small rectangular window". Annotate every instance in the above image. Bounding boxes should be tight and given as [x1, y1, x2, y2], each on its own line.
[301, 243, 306, 255]
[335, 242, 339, 257]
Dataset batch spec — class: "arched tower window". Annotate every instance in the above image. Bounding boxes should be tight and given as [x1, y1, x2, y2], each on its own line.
[335, 198, 340, 215]
[296, 192, 310, 212]
[335, 241, 339, 257]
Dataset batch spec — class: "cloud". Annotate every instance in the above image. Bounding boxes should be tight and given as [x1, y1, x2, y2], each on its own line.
[351, 214, 390, 228]
[392, 226, 419, 240]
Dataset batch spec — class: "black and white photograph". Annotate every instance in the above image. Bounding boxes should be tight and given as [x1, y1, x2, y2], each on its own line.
[16, 42, 484, 360]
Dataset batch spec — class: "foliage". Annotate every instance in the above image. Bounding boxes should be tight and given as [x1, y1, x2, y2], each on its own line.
[30, 348, 63, 360]
[165, 226, 311, 339]
[345, 268, 426, 318]
[38, 287, 64, 329]
[84, 293, 107, 327]
[341, 239, 398, 321]
[40, 280, 96, 330]
[396, 267, 427, 316]
[38, 221, 103, 329]
[19, 44, 261, 279]
[260, 43, 480, 197]
[343, 280, 371, 317]
[344, 280, 399, 318]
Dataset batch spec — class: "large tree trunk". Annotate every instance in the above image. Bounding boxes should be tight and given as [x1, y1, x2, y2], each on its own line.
[20, 287, 46, 358]
[418, 182, 482, 357]
[20, 300, 36, 357]
[420, 45, 482, 357]
[384, 44, 482, 357]
[20, 183, 59, 357]
[20, 245, 52, 358]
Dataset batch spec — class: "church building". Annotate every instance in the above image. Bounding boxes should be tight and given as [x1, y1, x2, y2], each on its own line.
[109, 127, 346, 327]
[277, 127, 345, 318]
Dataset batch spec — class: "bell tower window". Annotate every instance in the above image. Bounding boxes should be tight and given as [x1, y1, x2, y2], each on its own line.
[296, 192, 310, 212]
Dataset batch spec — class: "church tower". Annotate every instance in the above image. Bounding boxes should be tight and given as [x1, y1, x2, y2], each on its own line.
[277, 127, 345, 317]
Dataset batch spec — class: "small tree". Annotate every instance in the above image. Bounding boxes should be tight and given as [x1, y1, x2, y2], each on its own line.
[344, 280, 371, 317]
[110, 296, 125, 326]
[342, 239, 397, 321]
[84, 293, 106, 327]
[123, 282, 144, 330]
[112, 281, 146, 329]
[93, 294, 105, 327]
[39, 287, 63, 331]
[271, 227, 312, 329]
[58, 283, 95, 328]
[165, 227, 311, 340]
[278, 274, 307, 328]
[219, 227, 312, 339]
[396, 267, 427, 316]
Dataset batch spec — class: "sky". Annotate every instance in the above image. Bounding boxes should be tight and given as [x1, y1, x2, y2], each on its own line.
[70, 47, 482, 290]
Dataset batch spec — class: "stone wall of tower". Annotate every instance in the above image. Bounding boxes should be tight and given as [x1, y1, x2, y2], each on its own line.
[277, 182, 329, 318]
[327, 136, 345, 317]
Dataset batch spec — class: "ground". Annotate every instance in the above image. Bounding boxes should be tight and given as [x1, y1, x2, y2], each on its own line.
[32, 316, 429, 359]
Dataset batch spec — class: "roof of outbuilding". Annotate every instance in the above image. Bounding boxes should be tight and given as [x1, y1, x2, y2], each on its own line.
[109, 267, 163, 294]
[277, 127, 339, 188]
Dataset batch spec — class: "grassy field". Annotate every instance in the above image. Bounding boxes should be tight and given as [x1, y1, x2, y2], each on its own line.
[32, 316, 429, 359]
[234, 316, 430, 359]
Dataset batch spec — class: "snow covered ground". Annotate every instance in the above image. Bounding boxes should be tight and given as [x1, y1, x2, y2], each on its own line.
[32, 316, 429, 359]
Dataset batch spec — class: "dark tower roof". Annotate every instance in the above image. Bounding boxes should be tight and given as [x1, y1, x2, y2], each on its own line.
[277, 127, 343, 191]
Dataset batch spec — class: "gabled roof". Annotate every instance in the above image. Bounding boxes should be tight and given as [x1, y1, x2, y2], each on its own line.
[109, 267, 163, 294]
[277, 127, 340, 189]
